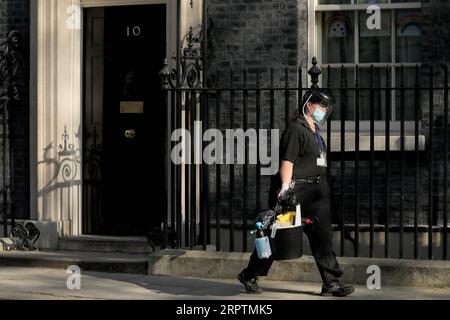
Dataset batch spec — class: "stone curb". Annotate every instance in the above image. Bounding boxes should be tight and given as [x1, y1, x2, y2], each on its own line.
[148, 249, 450, 288]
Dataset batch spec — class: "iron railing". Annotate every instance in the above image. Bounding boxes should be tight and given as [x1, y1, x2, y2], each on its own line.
[160, 57, 449, 260]
[1, 31, 23, 238]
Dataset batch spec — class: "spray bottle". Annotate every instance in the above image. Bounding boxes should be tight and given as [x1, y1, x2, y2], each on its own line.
[254, 221, 272, 259]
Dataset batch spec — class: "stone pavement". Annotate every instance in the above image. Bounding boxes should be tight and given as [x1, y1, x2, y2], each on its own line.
[0, 267, 449, 300]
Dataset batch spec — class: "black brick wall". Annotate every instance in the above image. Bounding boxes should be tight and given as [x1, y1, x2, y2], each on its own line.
[204, 0, 450, 231]
[205, 0, 307, 220]
[0, 0, 30, 220]
[0, 0, 448, 235]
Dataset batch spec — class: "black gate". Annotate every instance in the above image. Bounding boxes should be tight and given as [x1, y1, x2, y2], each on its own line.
[160, 56, 449, 261]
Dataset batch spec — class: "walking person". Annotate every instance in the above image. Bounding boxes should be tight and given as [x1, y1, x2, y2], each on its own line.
[238, 89, 355, 297]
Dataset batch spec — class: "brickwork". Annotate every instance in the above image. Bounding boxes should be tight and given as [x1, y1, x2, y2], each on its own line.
[204, 0, 450, 232]
[0, 0, 30, 220]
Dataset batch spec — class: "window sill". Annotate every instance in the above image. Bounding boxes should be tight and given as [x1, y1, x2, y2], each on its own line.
[315, 2, 422, 12]
[323, 133, 426, 152]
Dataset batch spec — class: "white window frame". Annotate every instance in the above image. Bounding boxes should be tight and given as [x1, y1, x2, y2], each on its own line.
[308, 0, 423, 140]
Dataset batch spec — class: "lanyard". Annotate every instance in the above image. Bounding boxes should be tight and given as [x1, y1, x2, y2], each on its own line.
[314, 124, 326, 154]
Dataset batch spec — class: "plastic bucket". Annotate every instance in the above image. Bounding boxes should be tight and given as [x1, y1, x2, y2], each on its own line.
[270, 225, 303, 260]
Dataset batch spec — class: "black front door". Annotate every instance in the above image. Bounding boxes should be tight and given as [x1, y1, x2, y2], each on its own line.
[83, 5, 166, 235]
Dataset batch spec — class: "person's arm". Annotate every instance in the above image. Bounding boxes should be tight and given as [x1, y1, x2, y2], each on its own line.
[278, 122, 301, 198]
[279, 160, 293, 185]
[278, 160, 293, 197]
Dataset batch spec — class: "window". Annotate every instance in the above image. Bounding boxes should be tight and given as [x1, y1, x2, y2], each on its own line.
[311, 0, 422, 124]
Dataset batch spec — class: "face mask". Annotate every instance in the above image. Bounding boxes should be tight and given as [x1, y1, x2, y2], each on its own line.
[312, 108, 326, 123]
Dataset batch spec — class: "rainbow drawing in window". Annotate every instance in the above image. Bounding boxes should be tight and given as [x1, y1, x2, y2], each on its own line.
[397, 12, 422, 37]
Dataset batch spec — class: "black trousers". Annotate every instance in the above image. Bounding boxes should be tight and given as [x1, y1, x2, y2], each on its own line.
[242, 179, 343, 285]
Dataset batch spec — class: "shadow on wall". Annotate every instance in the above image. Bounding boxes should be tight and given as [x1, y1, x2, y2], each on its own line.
[36, 125, 82, 228]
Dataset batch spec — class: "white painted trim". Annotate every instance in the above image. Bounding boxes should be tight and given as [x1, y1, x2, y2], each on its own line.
[36, 0, 81, 235]
[325, 120, 420, 132]
[317, 10, 322, 88]
[391, 9, 396, 119]
[317, 11, 322, 65]
[307, 0, 317, 79]
[321, 63, 420, 68]
[324, 133, 426, 152]
[355, 9, 359, 66]
[315, 3, 421, 11]
[81, 0, 166, 7]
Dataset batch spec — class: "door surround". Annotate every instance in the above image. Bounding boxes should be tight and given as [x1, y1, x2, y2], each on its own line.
[31, 0, 177, 237]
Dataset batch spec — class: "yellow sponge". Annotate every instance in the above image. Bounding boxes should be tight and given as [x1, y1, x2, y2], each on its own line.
[276, 211, 296, 225]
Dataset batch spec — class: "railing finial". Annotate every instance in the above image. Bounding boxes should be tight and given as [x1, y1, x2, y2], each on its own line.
[308, 56, 321, 89]
[159, 58, 171, 90]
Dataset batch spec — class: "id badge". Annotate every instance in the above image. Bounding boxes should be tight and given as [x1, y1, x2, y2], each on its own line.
[317, 151, 327, 167]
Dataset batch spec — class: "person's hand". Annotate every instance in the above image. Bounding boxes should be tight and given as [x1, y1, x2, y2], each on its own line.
[277, 183, 290, 201]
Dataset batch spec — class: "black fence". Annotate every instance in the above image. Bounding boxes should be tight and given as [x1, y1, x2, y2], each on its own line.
[160, 57, 449, 260]
[1, 30, 25, 238]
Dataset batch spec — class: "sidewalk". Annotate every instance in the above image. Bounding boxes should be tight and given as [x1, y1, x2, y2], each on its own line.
[0, 267, 449, 300]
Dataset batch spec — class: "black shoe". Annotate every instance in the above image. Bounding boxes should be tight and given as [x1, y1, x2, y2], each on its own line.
[238, 271, 263, 294]
[320, 281, 355, 297]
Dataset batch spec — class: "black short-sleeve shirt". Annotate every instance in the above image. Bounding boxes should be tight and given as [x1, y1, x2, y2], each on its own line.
[279, 116, 327, 179]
